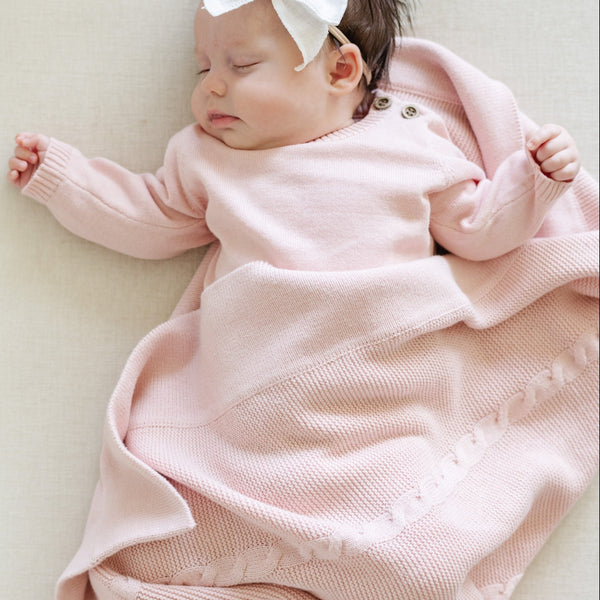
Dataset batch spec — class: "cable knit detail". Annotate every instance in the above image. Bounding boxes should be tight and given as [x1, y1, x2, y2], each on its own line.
[146, 329, 598, 589]
[479, 575, 523, 599]
[167, 546, 289, 587]
[319, 329, 600, 557]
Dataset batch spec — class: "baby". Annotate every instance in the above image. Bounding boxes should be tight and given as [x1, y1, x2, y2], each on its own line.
[8, 0, 581, 278]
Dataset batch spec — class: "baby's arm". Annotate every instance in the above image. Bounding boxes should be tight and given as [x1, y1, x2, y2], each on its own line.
[7, 132, 50, 188]
[526, 124, 580, 182]
[7, 128, 216, 259]
[429, 123, 579, 261]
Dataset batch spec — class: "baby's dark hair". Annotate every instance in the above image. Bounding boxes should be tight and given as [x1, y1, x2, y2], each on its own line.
[337, 0, 416, 90]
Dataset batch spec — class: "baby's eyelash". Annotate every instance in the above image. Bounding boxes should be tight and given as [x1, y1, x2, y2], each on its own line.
[195, 63, 259, 77]
[233, 63, 258, 71]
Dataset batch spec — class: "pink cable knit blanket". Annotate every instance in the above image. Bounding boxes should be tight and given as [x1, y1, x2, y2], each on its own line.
[56, 39, 598, 600]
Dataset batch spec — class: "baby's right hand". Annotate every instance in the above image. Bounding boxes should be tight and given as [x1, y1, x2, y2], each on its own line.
[7, 132, 50, 188]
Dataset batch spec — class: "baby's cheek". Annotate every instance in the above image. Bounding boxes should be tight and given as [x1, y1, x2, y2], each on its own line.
[247, 95, 289, 130]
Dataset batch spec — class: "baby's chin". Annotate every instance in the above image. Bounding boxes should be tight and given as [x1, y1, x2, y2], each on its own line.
[200, 125, 263, 150]
[199, 122, 321, 150]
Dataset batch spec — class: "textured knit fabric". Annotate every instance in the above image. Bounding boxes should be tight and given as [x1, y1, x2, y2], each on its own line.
[21, 38, 598, 600]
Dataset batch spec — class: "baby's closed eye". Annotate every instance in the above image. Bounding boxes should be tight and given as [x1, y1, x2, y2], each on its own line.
[232, 62, 260, 72]
[195, 62, 259, 76]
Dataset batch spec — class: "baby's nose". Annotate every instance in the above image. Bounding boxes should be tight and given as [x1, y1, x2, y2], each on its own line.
[201, 70, 227, 96]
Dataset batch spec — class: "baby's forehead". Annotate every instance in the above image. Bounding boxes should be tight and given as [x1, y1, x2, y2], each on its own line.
[194, 4, 288, 54]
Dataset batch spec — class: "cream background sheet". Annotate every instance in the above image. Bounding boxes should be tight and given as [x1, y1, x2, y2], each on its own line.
[0, 1, 597, 598]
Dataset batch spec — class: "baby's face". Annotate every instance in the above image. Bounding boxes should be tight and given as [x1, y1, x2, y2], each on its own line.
[192, 0, 341, 149]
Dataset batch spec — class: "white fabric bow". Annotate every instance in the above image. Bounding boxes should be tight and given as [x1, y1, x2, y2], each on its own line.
[202, 0, 348, 70]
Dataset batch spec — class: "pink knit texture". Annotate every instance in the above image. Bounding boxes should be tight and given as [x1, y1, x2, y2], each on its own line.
[20, 39, 598, 600]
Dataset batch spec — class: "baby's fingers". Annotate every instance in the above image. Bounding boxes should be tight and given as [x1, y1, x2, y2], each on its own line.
[7, 153, 37, 187]
[527, 124, 580, 182]
[8, 155, 29, 173]
[539, 150, 580, 182]
[15, 132, 50, 153]
[532, 130, 572, 165]
[13, 144, 38, 165]
[526, 124, 562, 155]
[10, 132, 49, 186]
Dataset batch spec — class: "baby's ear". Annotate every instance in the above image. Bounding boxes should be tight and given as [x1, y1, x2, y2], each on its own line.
[327, 43, 365, 95]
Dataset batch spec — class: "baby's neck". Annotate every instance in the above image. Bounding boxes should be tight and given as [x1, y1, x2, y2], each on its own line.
[353, 89, 375, 121]
[313, 87, 367, 139]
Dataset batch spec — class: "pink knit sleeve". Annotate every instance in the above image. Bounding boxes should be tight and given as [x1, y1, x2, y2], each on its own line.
[428, 147, 571, 261]
[22, 126, 216, 259]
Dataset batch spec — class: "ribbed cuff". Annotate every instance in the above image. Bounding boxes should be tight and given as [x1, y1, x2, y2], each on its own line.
[22, 137, 73, 204]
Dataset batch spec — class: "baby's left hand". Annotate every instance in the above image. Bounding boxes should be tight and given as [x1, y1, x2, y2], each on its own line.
[527, 124, 580, 182]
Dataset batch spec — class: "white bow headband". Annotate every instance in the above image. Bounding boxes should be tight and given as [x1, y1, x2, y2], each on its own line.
[202, 0, 371, 83]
